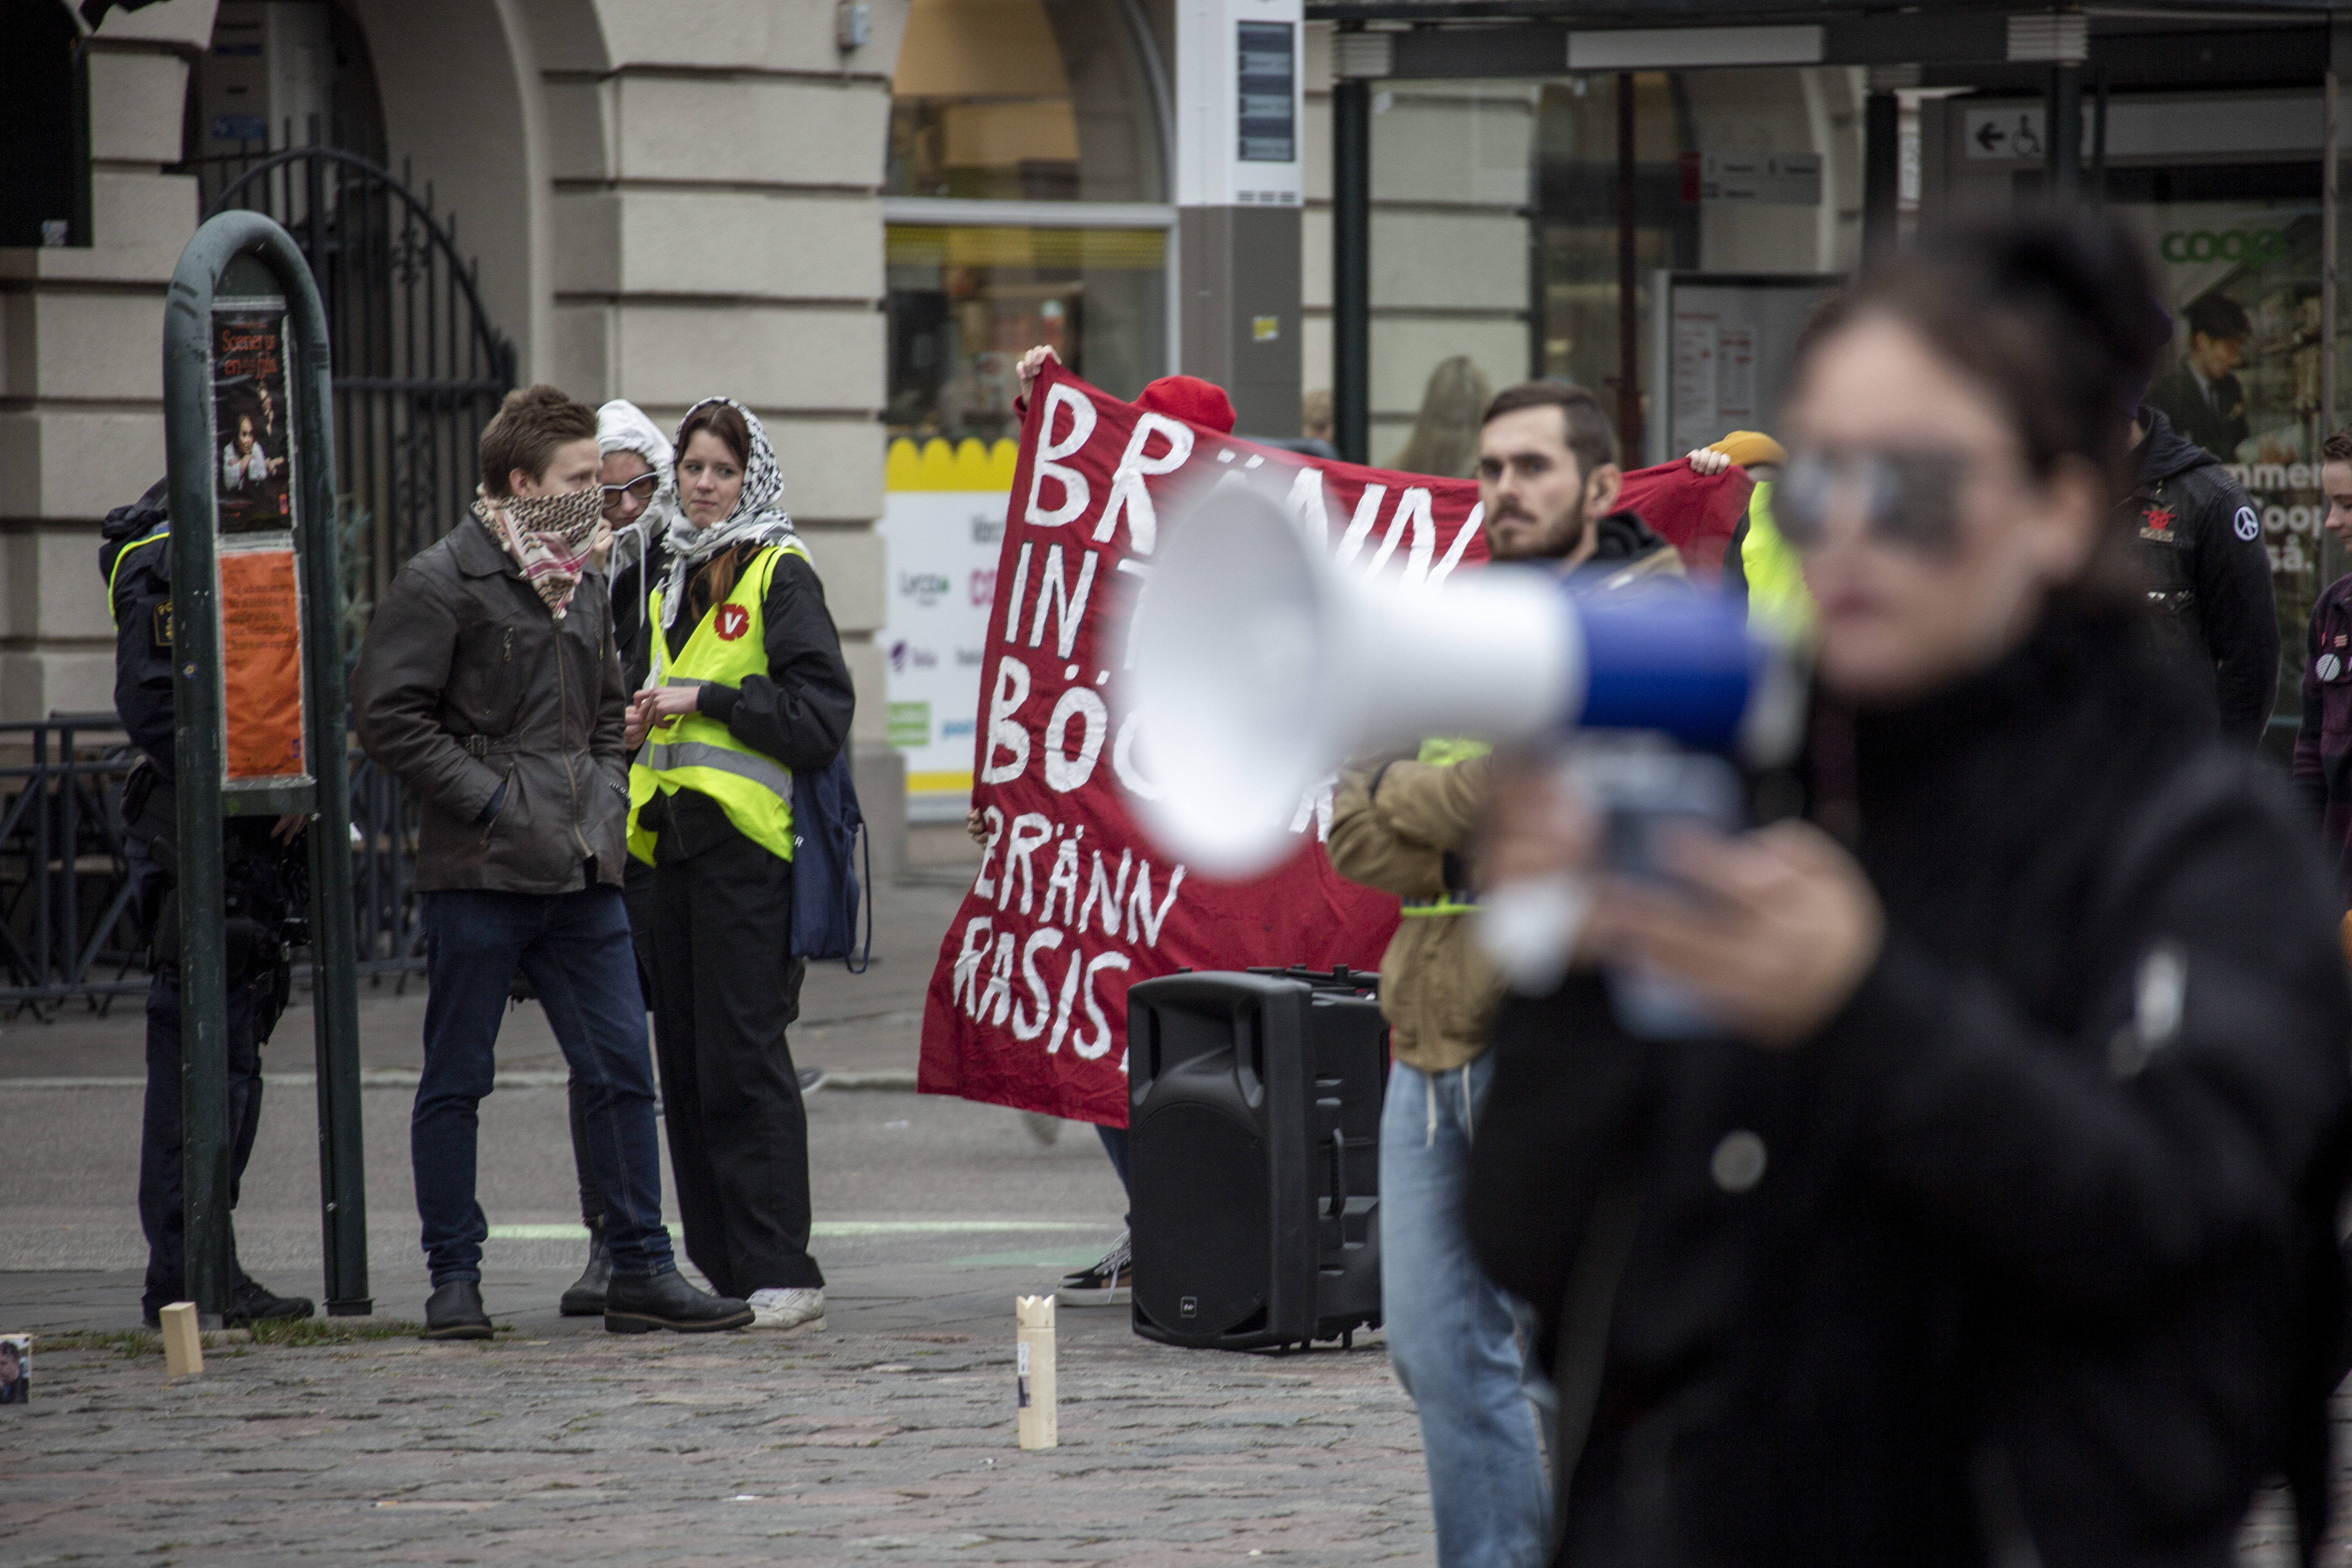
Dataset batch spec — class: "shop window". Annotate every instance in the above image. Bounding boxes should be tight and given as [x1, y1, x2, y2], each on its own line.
[1533, 74, 1699, 442]
[2109, 163, 2322, 733]
[886, 225, 1168, 442]
[888, 0, 1167, 204]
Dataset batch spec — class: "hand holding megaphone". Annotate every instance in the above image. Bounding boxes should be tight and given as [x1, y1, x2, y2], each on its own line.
[1123, 476, 1804, 881]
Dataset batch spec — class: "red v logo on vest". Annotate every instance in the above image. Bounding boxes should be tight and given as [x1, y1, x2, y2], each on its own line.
[716, 603, 750, 641]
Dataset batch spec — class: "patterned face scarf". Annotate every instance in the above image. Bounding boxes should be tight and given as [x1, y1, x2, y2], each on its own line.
[473, 485, 611, 619]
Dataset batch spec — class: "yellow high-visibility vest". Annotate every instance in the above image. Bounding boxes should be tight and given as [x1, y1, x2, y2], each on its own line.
[1741, 481, 1816, 641]
[1397, 736, 1491, 917]
[627, 541, 811, 865]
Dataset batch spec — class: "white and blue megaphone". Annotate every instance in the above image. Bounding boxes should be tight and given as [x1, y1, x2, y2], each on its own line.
[1125, 477, 1804, 882]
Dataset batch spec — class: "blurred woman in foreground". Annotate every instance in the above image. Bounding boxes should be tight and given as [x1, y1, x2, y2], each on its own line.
[1468, 213, 2352, 1565]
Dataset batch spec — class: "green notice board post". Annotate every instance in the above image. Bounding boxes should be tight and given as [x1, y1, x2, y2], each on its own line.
[161, 210, 370, 1323]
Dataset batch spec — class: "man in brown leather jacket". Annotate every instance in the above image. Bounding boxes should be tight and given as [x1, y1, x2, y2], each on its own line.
[1328, 382, 1679, 1568]
[354, 385, 751, 1341]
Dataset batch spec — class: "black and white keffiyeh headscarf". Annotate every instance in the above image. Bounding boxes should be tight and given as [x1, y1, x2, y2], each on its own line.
[660, 396, 803, 630]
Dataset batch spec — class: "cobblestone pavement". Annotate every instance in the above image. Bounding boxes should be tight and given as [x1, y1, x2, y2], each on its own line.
[2, 1278, 1429, 1566]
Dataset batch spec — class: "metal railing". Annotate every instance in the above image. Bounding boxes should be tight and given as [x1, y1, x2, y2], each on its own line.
[0, 715, 428, 1016]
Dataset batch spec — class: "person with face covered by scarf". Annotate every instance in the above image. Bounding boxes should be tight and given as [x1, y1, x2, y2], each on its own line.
[355, 385, 755, 1340]
[625, 397, 855, 1333]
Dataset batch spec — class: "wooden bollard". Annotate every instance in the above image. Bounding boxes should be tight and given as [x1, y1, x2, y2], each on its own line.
[159, 1302, 203, 1377]
[1015, 1294, 1056, 1449]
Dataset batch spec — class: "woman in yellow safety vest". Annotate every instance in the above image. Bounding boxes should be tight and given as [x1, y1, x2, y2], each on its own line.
[624, 396, 854, 1334]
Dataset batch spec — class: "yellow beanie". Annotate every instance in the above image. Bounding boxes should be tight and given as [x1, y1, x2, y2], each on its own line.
[1708, 430, 1788, 470]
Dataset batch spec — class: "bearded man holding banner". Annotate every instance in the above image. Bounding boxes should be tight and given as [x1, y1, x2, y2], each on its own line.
[1327, 383, 1679, 1568]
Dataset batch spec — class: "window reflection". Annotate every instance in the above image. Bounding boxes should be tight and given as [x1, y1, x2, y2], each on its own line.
[886, 225, 1167, 442]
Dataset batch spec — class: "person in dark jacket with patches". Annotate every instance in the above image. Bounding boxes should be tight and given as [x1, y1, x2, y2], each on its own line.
[1469, 213, 2352, 1567]
[2123, 402, 2278, 746]
[2292, 426, 2352, 909]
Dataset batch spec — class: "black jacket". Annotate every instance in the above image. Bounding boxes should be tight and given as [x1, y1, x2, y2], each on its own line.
[2126, 406, 2279, 746]
[1468, 602, 2352, 1567]
[100, 478, 177, 778]
[635, 542, 855, 864]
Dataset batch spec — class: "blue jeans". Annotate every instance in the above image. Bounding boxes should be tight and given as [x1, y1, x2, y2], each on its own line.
[1382, 1055, 1552, 1568]
[414, 886, 674, 1286]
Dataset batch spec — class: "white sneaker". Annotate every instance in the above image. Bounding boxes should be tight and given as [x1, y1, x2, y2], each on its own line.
[746, 1287, 826, 1332]
[1056, 1230, 1131, 1307]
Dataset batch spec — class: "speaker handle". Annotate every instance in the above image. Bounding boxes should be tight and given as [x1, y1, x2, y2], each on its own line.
[1327, 1128, 1348, 1221]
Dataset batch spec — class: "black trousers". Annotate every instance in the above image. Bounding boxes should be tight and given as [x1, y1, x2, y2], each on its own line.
[650, 830, 820, 1296]
[139, 965, 269, 1319]
[566, 857, 659, 1228]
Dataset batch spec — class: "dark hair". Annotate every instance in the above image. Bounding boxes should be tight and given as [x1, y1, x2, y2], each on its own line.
[2322, 426, 2352, 468]
[1481, 382, 1618, 485]
[479, 385, 598, 498]
[675, 402, 752, 470]
[674, 401, 757, 607]
[2184, 292, 2252, 345]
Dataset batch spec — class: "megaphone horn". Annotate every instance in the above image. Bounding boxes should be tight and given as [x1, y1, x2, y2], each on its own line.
[1125, 477, 1799, 878]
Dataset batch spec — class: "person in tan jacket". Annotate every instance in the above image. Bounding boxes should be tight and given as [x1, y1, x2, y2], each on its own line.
[1329, 381, 1679, 1568]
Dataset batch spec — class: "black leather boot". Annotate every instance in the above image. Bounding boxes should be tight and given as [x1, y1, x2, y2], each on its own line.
[423, 1279, 494, 1341]
[604, 1270, 753, 1334]
[225, 1278, 316, 1327]
[559, 1218, 611, 1317]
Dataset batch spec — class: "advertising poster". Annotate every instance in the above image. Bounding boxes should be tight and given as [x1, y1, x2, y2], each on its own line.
[212, 306, 294, 533]
[878, 439, 1018, 821]
[218, 546, 307, 782]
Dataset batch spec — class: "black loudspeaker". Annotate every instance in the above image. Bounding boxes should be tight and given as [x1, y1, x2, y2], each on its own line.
[1128, 966, 1388, 1352]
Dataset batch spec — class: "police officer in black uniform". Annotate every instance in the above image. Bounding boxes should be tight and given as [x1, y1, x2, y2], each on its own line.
[2124, 402, 2281, 747]
[102, 479, 314, 1329]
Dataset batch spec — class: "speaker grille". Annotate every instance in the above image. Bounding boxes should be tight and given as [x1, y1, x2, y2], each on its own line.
[1132, 1101, 1269, 1337]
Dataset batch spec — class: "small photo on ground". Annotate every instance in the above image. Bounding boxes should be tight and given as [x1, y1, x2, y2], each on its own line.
[0, 1336, 27, 1405]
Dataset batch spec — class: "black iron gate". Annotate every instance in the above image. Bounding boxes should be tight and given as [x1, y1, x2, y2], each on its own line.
[0, 139, 519, 1009]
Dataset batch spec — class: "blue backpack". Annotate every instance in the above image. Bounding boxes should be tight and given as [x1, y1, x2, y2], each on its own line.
[790, 751, 871, 971]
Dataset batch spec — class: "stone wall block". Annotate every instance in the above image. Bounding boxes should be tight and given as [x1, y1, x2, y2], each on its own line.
[31, 532, 115, 644]
[614, 305, 884, 412]
[0, 411, 167, 523]
[593, 0, 770, 69]
[614, 78, 890, 188]
[91, 0, 219, 46]
[88, 52, 190, 165]
[542, 78, 612, 183]
[31, 292, 167, 404]
[839, 638, 887, 746]
[0, 653, 116, 724]
[552, 190, 622, 295]
[616, 192, 880, 301]
[799, 527, 884, 632]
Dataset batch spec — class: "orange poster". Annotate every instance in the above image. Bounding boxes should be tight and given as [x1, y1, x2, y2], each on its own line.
[219, 547, 307, 781]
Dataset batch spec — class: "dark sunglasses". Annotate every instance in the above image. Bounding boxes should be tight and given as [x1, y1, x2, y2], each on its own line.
[600, 473, 662, 506]
[1775, 448, 1964, 555]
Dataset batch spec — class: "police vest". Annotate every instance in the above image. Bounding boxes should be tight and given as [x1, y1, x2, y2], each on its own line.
[1740, 481, 1816, 641]
[1397, 736, 1491, 918]
[626, 541, 811, 865]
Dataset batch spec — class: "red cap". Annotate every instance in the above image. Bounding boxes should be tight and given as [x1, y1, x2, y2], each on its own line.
[1136, 374, 1236, 434]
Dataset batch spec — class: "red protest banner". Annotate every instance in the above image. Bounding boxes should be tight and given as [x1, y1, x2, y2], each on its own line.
[916, 363, 1752, 1127]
